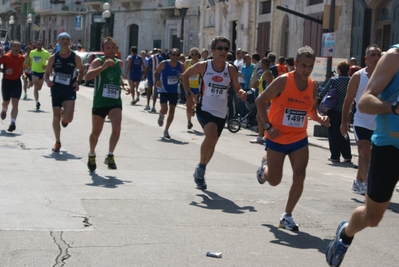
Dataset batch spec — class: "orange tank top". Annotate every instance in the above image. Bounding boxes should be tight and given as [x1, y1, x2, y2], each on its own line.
[267, 72, 315, 144]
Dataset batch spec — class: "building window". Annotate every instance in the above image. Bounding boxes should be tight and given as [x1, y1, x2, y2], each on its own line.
[260, 1, 271, 14]
[308, 0, 323, 6]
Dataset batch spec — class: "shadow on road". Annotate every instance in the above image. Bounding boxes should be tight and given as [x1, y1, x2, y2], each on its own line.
[0, 130, 21, 137]
[186, 129, 204, 137]
[86, 172, 131, 188]
[351, 197, 399, 214]
[189, 190, 257, 214]
[159, 137, 189, 145]
[43, 151, 82, 161]
[262, 224, 330, 253]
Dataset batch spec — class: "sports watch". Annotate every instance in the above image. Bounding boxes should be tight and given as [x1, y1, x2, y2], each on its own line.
[264, 122, 272, 130]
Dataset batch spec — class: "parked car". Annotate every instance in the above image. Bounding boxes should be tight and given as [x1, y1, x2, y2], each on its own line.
[81, 51, 104, 86]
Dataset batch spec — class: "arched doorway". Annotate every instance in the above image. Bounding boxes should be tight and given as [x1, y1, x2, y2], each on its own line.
[375, 0, 393, 51]
[128, 24, 139, 49]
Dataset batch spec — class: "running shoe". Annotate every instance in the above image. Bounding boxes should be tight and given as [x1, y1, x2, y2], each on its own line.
[163, 130, 170, 139]
[144, 105, 150, 111]
[187, 121, 193, 129]
[36, 102, 41, 111]
[23, 94, 27, 100]
[328, 157, 340, 163]
[61, 119, 68, 128]
[133, 97, 140, 104]
[351, 180, 365, 195]
[52, 141, 61, 153]
[279, 214, 299, 231]
[104, 154, 117, 170]
[87, 154, 97, 172]
[256, 156, 267, 184]
[151, 107, 156, 113]
[250, 136, 265, 144]
[1, 110, 6, 120]
[7, 122, 16, 132]
[326, 221, 350, 267]
[193, 166, 207, 190]
[158, 114, 164, 126]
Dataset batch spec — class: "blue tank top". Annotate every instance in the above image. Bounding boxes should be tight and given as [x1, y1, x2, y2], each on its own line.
[52, 51, 77, 89]
[371, 44, 399, 148]
[158, 60, 182, 93]
[129, 55, 142, 73]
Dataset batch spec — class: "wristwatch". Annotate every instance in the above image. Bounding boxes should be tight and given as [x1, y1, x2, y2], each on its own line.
[264, 122, 272, 130]
[392, 100, 399, 115]
[186, 91, 192, 96]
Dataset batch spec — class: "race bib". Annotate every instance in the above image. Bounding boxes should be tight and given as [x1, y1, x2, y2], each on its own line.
[282, 108, 306, 128]
[33, 56, 41, 63]
[102, 84, 120, 99]
[167, 76, 179, 85]
[189, 74, 198, 81]
[205, 83, 227, 99]
[54, 73, 71, 85]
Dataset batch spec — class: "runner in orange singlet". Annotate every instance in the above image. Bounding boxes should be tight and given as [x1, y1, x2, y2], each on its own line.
[255, 46, 330, 231]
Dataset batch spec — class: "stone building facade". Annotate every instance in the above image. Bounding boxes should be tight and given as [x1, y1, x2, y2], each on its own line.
[0, 0, 398, 68]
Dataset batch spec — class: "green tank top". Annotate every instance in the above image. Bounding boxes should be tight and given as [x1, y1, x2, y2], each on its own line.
[93, 56, 122, 108]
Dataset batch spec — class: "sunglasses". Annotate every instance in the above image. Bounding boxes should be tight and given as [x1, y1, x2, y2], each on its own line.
[171, 54, 180, 56]
[215, 46, 229, 51]
[191, 53, 199, 56]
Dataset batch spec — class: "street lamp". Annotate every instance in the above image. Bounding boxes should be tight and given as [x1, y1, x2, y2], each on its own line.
[9, 15, 15, 39]
[102, 2, 111, 38]
[175, 0, 191, 54]
[27, 14, 32, 44]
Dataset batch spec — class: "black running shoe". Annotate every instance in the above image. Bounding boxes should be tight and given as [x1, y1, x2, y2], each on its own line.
[36, 102, 41, 110]
[52, 142, 61, 152]
[104, 154, 117, 170]
[88, 154, 97, 172]
[7, 123, 16, 132]
[61, 119, 68, 128]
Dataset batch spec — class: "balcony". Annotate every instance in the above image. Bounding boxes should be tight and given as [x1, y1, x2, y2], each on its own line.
[84, 0, 108, 11]
[10, 0, 22, 10]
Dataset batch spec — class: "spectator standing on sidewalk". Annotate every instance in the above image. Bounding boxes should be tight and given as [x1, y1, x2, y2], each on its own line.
[255, 46, 330, 231]
[318, 61, 352, 163]
[340, 44, 381, 195]
[325, 44, 399, 267]
[0, 41, 25, 132]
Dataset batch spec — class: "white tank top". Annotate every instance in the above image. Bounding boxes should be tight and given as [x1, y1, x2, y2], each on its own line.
[354, 68, 376, 130]
[199, 60, 231, 118]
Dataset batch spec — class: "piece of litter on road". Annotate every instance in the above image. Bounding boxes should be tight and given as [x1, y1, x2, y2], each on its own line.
[206, 251, 222, 258]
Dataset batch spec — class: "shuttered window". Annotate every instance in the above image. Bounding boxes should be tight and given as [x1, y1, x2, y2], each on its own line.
[260, 1, 271, 14]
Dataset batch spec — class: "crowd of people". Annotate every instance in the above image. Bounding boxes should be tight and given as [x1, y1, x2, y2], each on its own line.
[1, 32, 399, 267]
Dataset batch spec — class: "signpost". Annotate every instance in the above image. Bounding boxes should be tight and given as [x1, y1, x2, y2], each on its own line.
[322, 32, 336, 57]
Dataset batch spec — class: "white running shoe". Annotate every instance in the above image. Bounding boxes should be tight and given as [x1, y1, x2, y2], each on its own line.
[279, 214, 299, 231]
[256, 156, 267, 184]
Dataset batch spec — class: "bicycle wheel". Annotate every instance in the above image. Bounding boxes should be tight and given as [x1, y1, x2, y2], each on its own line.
[227, 119, 241, 133]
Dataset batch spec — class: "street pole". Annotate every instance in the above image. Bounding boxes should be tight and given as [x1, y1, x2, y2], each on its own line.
[179, 8, 187, 53]
[325, 0, 335, 81]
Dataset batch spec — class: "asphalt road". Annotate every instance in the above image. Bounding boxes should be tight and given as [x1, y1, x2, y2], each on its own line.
[0, 82, 398, 267]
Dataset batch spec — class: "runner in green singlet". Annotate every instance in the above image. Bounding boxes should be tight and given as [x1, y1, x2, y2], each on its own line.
[85, 37, 130, 172]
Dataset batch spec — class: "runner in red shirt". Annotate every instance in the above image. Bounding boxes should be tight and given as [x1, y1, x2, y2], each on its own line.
[0, 41, 25, 132]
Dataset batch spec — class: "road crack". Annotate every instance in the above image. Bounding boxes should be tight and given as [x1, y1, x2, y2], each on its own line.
[50, 231, 71, 267]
